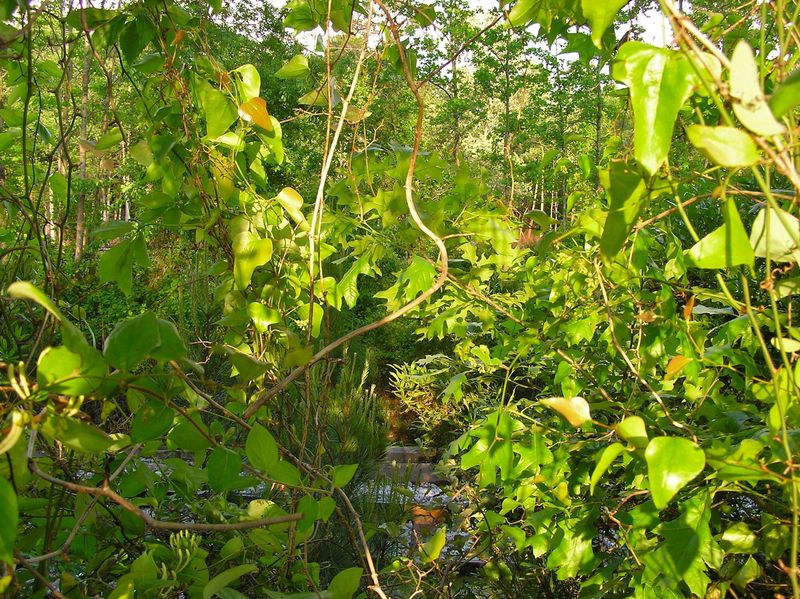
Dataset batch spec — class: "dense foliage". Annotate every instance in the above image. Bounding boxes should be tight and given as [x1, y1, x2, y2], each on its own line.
[1, 0, 800, 597]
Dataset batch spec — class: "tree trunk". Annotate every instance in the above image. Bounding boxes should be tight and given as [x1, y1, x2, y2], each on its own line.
[75, 37, 89, 261]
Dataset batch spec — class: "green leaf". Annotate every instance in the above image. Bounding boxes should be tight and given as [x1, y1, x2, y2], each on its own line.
[95, 126, 123, 151]
[590, 442, 625, 495]
[202, 564, 257, 599]
[37, 345, 106, 396]
[103, 312, 160, 372]
[131, 399, 174, 442]
[276, 187, 308, 229]
[233, 231, 273, 290]
[541, 396, 591, 427]
[414, 4, 436, 27]
[327, 567, 362, 599]
[615, 416, 648, 448]
[98, 239, 135, 295]
[599, 160, 647, 260]
[234, 64, 261, 101]
[730, 41, 785, 137]
[686, 198, 754, 269]
[167, 415, 211, 451]
[749, 206, 800, 263]
[612, 42, 699, 175]
[207, 447, 242, 494]
[196, 77, 238, 139]
[39, 412, 115, 454]
[732, 556, 761, 590]
[275, 55, 310, 79]
[297, 494, 317, 532]
[0, 477, 18, 564]
[375, 256, 436, 310]
[150, 320, 187, 361]
[645, 437, 705, 509]
[247, 303, 281, 333]
[686, 125, 759, 167]
[270, 460, 300, 485]
[92, 221, 134, 241]
[245, 424, 278, 473]
[419, 527, 446, 563]
[332, 463, 358, 488]
[582, 0, 627, 48]
[769, 68, 800, 118]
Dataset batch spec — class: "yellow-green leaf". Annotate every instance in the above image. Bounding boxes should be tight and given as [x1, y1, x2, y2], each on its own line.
[730, 41, 786, 137]
[686, 197, 754, 269]
[645, 436, 705, 509]
[686, 125, 758, 167]
[275, 54, 310, 79]
[541, 396, 591, 427]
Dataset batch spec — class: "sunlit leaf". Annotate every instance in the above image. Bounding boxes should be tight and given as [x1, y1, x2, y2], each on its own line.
[686, 198, 754, 269]
[275, 54, 310, 79]
[327, 567, 363, 599]
[103, 311, 160, 372]
[686, 125, 758, 167]
[207, 447, 242, 493]
[582, 0, 627, 48]
[645, 437, 705, 509]
[233, 231, 273, 290]
[541, 396, 591, 427]
[590, 442, 625, 495]
[730, 41, 785, 137]
[615, 416, 648, 448]
[419, 527, 446, 563]
[39, 412, 115, 454]
[749, 206, 800, 263]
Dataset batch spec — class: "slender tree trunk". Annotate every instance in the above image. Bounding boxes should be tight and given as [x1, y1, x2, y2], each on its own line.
[75, 37, 89, 261]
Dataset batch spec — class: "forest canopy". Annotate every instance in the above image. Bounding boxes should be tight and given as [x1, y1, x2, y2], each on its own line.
[1, 0, 800, 597]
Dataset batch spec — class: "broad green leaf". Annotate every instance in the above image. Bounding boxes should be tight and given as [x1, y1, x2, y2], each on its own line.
[234, 64, 261, 102]
[39, 412, 115, 454]
[247, 303, 281, 333]
[95, 126, 123, 151]
[103, 311, 160, 372]
[419, 527, 446, 563]
[375, 256, 436, 310]
[92, 221, 135, 241]
[167, 415, 211, 451]
[228, 350, 269, 382]
[720, 522, 758, 554]
[686, 198, 754, 268]
[7, 282, 87, 349]
[297, 494, 317, 532]
[612, 42, 699, 175]
[645, 437, 705, 509]
[686, 125, 758, 167]
[317, 496, 336, 522]
[98, 239, 135, 296]
[332, 463, 358, 487]
[275, 55, 310, 79]
[615, 416, 648, 448]
[270, 460, 300, 485]
[196, 77, 238, 139]
[37, 345, 106, 396]
[131, 399, 174, 442]
[202, 564, 257, 599]
[276, 187, 308, 228]
[730, 41, 785, 137]
[414, 4, 436, 27]
[284, 0, 316, 31]
[590, 442, 625, 495]
[749, 206, 800, 263]
[541, 396, 591, 427]
[460, 411, 521, 487]
[245, 424, 278, 473]
[769, 68, 800, 118]
[220, 536, 244, 561]
[0, 477, 17, 564]
[582, 0, 627, 48]
[327, 567, 363, 599]
[599, 160, 647, 260]
[233, 231, 273, 290]
[150, 319, 187, 361]
[207, 447, 242, 493]
[238, 97, 272, 131]
[732, 556, 761, 590]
